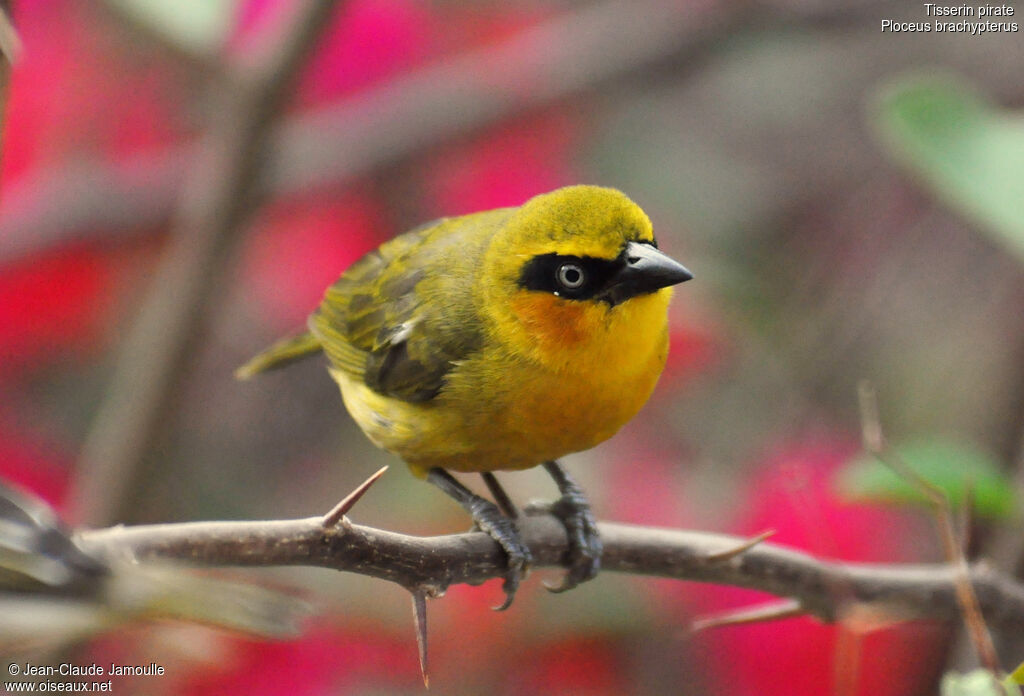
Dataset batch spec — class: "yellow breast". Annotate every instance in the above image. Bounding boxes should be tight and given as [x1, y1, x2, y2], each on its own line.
[331, 288, 672, 477]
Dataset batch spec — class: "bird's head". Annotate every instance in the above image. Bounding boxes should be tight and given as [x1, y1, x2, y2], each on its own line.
[481, 185, 692, 368]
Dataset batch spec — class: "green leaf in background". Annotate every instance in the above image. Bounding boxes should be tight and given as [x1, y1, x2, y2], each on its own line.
[942, 670, 1021, 696]
[105, 0, 237, 57]
[1010, 662, 1024, 686]
[835, 438, 1018, 520]
[872, 75, 1024, 264]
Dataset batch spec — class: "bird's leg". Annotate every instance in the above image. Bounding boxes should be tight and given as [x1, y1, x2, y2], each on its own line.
[426, 468, 532, 610]
[540, 460, 602, 592]
[481, 472, 519, 519]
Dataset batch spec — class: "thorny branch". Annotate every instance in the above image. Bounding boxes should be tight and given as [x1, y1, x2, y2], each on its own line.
[76, 505, 1024, 636]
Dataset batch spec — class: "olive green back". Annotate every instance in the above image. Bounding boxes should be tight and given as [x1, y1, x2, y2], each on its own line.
[309, 210, 509, 402]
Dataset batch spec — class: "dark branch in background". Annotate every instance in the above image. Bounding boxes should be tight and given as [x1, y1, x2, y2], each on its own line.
[952, 355, 1024, 668]
[0, 0, 920, 265]
[858, 382, 1002, 675]
[67, 0, 341, 526]
[0, 0, 738, 264]
[76, 512, 1024, 634]
[0, 1, 20, 179]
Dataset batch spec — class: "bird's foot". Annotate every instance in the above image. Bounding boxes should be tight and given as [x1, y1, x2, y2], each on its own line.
[466, 495, 532, 609]
[426, 468, 532, 610]
[536, 461, 602, 593]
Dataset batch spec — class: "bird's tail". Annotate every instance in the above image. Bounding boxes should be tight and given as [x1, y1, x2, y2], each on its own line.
[235, 330, 323, 379]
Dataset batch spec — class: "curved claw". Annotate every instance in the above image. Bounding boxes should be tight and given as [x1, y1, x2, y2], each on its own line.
[493, 595, 515, 612]
[491, 544, 530, 610]
[539, 461, 602, 593]
[542, 577, 575, 594]
[493, 566, 521, 611]
[548, 495, 602, 592]
[478, 510, 532, 611]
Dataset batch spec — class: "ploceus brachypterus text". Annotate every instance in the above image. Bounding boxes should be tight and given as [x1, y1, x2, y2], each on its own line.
[238, 185, 693, 608]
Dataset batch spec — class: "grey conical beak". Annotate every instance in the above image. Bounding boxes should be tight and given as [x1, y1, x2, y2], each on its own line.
[601, 241, 692, 305]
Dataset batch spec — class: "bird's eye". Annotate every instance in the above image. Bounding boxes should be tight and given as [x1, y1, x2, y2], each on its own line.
[556, 263, 586, 290]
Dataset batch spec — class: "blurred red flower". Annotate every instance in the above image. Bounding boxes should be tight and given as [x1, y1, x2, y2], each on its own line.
[689, 438, 947, 696]
[171, 622, 415, 695]
[240, 190, 386, 329]
[0, 247, 119, 378]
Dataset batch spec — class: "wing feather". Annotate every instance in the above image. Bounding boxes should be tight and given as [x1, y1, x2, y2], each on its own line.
[309, 212, 503, 403]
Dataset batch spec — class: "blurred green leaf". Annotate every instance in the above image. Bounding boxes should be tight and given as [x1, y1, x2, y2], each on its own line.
[835, 438, 1017, 519]
[942, 670, 1020, 696]
[1010, 662, 1024, 686]
[873, 75, 1024, 264]
[106, 0, 236, 56]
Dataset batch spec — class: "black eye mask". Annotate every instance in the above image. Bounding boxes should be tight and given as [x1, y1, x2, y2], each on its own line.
[517, 239, 686, 307]
[517, 252, 626, 301]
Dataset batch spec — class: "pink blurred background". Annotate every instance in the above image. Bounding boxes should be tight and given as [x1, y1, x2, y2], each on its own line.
[1, 0, 1022, 693]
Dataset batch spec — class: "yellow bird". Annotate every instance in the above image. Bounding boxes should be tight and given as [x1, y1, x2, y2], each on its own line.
[237, 185, 692, 608]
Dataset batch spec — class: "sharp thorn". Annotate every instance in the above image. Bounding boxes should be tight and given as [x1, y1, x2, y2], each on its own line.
[322, 466, 388, 528]
[412, 590, 429, 688]
[857, 380, 885, 454]
[690, 599, 804, 633]
[704, 529, 775, 562]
